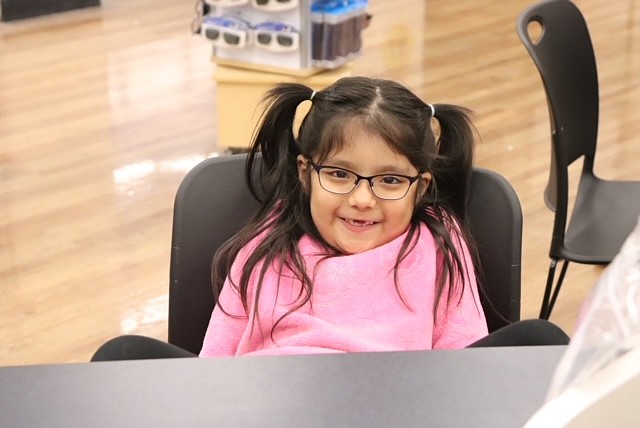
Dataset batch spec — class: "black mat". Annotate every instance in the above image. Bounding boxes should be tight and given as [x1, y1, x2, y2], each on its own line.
[1, 0, 100, 22]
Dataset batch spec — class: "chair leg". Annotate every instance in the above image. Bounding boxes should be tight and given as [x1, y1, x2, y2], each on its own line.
[539, 260, 557, 319]
[546, 260, 569, 318]
[539, 259, 570, 320]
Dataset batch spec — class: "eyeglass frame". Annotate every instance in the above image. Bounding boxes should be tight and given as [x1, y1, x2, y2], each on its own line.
[251, 0, 298, 12]
[254, 22, 299, 52]
[307, 160, 424, 200]
[201, 16, 252, 49]
[205, 0, 249, 6]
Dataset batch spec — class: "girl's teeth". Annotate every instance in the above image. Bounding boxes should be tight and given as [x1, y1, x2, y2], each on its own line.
[346, 219, 374, 226]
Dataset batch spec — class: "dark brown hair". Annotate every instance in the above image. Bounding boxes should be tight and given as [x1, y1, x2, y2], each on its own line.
[212, 76, 479, 335]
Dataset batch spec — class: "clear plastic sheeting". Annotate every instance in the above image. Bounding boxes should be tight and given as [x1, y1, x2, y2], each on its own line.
[525, 216, 640, 427]
[546, 216, 640, 400]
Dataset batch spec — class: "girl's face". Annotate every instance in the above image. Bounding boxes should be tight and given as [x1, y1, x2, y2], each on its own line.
[297, 130, 432, 254]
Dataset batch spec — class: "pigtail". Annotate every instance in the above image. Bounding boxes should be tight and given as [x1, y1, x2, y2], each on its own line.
[429, 104, 476, 220]
[246, 83, 313, 207]
[411, 103, 479, 318]
[213, 82, 319, 329]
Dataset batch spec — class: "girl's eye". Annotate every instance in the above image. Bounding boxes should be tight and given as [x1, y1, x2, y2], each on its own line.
[327, 169, 350, 179]
[380, 176, 403, 185]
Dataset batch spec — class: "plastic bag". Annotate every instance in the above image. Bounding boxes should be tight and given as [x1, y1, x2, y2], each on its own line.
[544, 216, 640, 400]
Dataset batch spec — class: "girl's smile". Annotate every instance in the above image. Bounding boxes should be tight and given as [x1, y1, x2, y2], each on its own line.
[298, 124, 431, 254]
[340, 216, 379, 232]
[341, 217, 378, 227]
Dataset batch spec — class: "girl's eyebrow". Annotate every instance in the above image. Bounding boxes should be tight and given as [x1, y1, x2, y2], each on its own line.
[324, 158, 415, 175]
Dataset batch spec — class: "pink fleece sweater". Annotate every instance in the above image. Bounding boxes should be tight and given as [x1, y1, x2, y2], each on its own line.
[199, 223, 488, 357]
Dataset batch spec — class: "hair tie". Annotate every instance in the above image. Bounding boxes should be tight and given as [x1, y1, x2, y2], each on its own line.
[427, 103, 435, 117]
[310, 90, 316, 101]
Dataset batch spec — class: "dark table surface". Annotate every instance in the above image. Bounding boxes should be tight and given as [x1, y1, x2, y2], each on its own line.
[0, 345, 567, 428]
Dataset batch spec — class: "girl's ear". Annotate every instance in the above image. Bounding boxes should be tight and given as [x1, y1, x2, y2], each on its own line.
[417, 172, 432, 201]
[297, 155, 309, 190]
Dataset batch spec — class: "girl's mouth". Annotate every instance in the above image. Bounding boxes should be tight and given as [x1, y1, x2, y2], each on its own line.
[342, 218, 377, 227]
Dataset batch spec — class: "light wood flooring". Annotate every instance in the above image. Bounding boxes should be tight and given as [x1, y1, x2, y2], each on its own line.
[1, 0, 639, 366]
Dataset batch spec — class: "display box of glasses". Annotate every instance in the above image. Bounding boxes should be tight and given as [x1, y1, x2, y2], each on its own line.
[201, 0, 369, 75]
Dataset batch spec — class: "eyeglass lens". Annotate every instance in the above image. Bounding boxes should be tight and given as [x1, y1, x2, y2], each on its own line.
[276, 35, 293, 46]
[256, 33, 272, 44]
[205, 28, 220, 40]
[223, 33, 241, 45]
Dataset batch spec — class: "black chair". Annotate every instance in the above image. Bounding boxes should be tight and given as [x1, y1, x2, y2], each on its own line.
[168, 154, 522, 355]
[516, 0, 640, 320]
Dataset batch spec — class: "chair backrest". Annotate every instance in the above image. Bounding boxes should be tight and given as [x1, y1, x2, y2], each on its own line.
[168, 154, 522, 354]
[466, 167, 522, 333]
[516, 0, 599, 215]
[168, 155, 260, 355]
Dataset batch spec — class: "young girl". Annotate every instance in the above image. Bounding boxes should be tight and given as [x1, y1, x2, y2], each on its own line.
[91, 77, 569, 362]
[200, 76, 487, 357]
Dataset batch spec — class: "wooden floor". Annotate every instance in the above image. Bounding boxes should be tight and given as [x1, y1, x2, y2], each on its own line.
[1, 0, 638, 366]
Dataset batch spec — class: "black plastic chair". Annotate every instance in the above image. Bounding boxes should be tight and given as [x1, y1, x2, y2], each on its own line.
[168, 154, 523, 355]
[516, 0, 640, 320]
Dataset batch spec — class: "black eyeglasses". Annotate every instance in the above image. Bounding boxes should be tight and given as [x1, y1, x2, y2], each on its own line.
[308, 161, 422, 200]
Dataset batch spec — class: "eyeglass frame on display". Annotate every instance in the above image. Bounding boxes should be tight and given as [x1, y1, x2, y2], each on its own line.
[254, 22, 300, 52]
[251, 0, 298, 13]
[202, 15, 252, 49]
[205, 0, 249, 7]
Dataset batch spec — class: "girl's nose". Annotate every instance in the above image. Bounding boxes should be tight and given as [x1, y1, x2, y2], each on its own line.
[348, 180, 377, 209]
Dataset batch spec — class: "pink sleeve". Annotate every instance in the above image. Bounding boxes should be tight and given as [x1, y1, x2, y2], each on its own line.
[198, 276, 249, 358]
[432, 230, 488, 349]
[199, 236, 261, 358]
